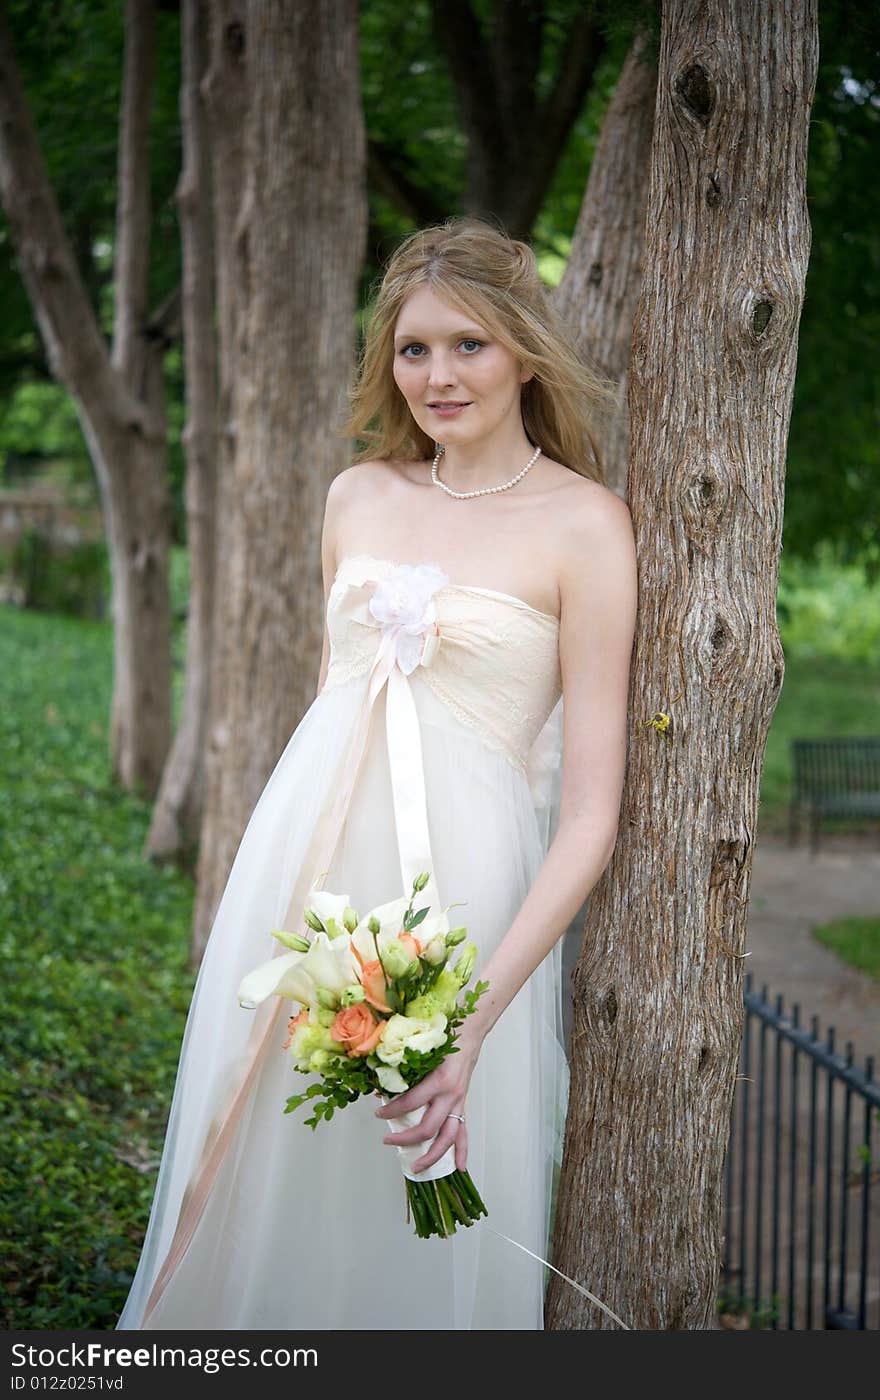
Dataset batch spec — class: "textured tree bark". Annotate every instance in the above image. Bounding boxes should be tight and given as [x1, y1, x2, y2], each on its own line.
[546, 0, 818, 1330]
[191, 0, 367, 965]
[145, 0, 219, 859]
[554, 32, 657, 495]
[0, 0, 173, 797]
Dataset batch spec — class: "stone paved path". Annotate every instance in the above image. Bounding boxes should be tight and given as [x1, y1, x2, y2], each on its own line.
[743, 832, 880, 1058]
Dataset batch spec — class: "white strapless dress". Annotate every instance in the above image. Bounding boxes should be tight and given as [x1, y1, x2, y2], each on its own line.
[116, 553, 569, 1331]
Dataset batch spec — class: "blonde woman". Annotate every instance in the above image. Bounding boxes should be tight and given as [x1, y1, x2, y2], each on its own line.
[117, 218, 637, 1331]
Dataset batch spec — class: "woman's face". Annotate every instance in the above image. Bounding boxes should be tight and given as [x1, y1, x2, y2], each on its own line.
[392, 285, 532, 447]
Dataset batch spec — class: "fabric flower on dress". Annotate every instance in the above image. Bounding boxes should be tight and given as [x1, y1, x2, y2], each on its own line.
[368, 562, 447, 674]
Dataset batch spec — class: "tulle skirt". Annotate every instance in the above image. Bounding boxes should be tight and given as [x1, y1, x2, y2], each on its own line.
[116, 672, 569, 1330]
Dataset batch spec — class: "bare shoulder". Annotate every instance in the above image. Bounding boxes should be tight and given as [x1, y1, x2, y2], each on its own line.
[555, 475, 635, 575]
[326, 459, 397, 506]
[553, 476, 637, 636]
[323, 459, 399, 558]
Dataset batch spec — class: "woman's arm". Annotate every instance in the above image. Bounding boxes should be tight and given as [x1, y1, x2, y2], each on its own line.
[315, 468, 351, 699]
[376, 485, 639, 1171]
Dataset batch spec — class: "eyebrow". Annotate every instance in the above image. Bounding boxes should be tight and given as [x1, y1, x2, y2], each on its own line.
[393, 327, 487, 346]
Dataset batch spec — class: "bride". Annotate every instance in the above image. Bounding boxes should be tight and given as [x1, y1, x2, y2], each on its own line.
[116, 217, 637, 1331]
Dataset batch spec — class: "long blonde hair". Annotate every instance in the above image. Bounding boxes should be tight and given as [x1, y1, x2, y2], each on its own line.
[338, 217, 615, 484]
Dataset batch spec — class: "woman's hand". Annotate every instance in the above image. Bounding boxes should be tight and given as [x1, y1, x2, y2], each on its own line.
[374, 1027, 483, 1174]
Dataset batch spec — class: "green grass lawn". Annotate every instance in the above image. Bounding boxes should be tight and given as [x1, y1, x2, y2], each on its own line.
[0, 548, 877, 1328]
[0, 605, 195, 1329]
[812, 915, 880, 981]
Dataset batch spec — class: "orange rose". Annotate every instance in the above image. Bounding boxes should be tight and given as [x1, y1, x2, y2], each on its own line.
[281, 1006, 309, 1049]
[352, 943, 392, 1012]
[329, 1003, 384, 1057]
[397, 930, 422, 961]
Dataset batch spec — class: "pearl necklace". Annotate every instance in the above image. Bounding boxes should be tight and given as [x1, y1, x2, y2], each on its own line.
[431, 443, 543, 499]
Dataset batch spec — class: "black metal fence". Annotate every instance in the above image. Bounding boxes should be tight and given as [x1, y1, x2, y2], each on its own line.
[721, 973, 879, 1329]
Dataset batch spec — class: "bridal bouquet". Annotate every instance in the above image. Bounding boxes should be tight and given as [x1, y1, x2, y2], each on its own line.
[237, 871, 489, 1239]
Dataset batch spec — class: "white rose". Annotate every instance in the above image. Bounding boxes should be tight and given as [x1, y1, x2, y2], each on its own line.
[374, 1063, 409, 1095]
[375, 1012, 448, 1067]
[421, 932, 447, 966]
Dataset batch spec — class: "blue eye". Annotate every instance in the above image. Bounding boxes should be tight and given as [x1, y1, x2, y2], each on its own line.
[400, 338, 484, 358]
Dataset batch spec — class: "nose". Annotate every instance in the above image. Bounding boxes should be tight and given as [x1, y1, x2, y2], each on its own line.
[426, 350, 457, 391]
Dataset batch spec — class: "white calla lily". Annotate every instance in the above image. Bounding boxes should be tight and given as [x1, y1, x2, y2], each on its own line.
[238, 950, 309, 1010]
[298, 930, 359, 995]
[238, 930, 358, 1012]
[306, 888, 352, 930]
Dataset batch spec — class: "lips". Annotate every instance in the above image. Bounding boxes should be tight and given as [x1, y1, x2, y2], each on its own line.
[428, 401, 471, 408]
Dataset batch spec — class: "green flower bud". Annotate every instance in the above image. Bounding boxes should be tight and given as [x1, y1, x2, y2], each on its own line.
[445, 926, 467, 947]
[413, 871, 431, 892]
[368, 915, 381, 934]
[303, 908, 325, 933]
[271, 928, 311, 952]
[341, 984, 366, 1007]
[342, 905, 358, 933]
[316, 1006, 337, 1028]
[380, 942, 414, 980]
[316, 986, 339, 1010]
[453, 942, 477, 984]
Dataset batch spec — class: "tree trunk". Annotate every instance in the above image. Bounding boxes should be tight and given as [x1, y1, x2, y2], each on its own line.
[426, 0, 606, 238]
[0, 0, 174, 797]
[145, 0, 219, 858]
[554, 32, 657, 495]
[546, 0, 818, 1330]
[191, 0, 367, 965]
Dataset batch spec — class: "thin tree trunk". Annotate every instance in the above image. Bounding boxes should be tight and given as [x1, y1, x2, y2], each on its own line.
[555, 31, 657, 495]
[146, 0, 218, 858]
[191, 0, 249, 886]
[191, 0, 367, 965]
[427, 0, 606, 238]
[0, 0, 174, 797]
[546, 0, 818, 1330]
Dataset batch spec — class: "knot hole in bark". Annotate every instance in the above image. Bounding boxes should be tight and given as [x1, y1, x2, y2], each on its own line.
[224, 20, 245, 60]
[675, 63, 715, 125]
[682, 467, 730, 538]
[588, 261, 603, 288]
[709, 836, 747, 888]
[603, 987, 618, 1027]
[698, 1045, 712, 1075]
[710, 618, 729, 654]
[753, 300, 774, 337]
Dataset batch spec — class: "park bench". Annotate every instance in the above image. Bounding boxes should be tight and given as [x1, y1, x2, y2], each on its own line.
[788, 736, 880, 853]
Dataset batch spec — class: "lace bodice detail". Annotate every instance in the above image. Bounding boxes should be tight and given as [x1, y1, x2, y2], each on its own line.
[323, 554, 562, 775]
